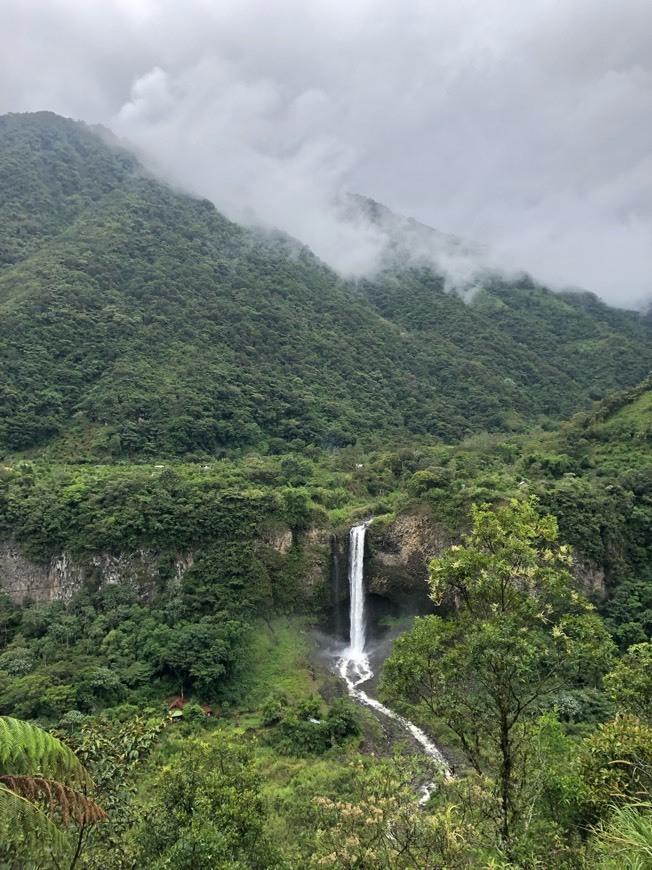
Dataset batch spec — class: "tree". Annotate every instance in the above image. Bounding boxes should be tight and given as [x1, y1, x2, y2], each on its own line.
[311, 757, 476, 868]
[60, 714, 163, 868]
[0, 716, 106, 865]
[605, 642, 652, 721]
[580, 714, 652, 822]
[143, 616, 247, 696]
[130, 734, 279, 867]
[380, 498, 615, 851]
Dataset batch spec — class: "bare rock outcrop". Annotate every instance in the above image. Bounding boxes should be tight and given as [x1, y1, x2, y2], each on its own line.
[0, 543, 83, 603]
[262, 525, 294, 555]
[572, 559, 607, 600]
[365, 514, 452, 610]
[0, 541, 192, 604]
[299, 526, 332, 598]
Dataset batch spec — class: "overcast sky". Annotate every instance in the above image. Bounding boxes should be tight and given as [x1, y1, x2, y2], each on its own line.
[2, 0, 652, 308]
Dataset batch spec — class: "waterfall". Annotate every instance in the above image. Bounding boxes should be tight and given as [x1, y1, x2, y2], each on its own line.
[337, 520, 449, 782]
[348, 522, 368, 657]
[339, 521, 373, 684]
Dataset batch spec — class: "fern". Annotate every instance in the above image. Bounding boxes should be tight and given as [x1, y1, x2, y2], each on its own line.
[0, 716, 106, 859]
[0, 716, 90, 786]
[0, 783, 67, 852]
[0, 776, 106, 826]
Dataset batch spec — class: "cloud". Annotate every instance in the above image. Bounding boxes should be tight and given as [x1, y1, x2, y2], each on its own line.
[1, 0, 652, 307]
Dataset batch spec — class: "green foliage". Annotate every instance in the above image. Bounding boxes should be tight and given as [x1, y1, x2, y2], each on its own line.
[60, 714, 163, 866]
[0, 715, 88, 784]
[0, 112, 138, 271]
[602, 579, 652, 649]
[589, 803, 652, 868]
[0, 109, 651, 867]
[381, 498, 615, 847]
[422, 712, 590, 866]
[0, 461, 276, 561]
[262, 695, 361, 757]
[0, 715, 106, 863]
[605, 644, 652, 721]
[0, 113, 650, 461]
[310, 757, 477, 868]
[324, 698, 361, 741]
[129, 734, 280, 867]
[143, 616, 248, 697]
[581, 714, 652, 822]
[260, 691, 290, 727]
[180, 541, 272, 617]
[182, 701, 208, 727]
[234, 617, 317, 710]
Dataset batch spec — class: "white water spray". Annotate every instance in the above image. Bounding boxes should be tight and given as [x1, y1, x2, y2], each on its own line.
[337, 522, 449, 790]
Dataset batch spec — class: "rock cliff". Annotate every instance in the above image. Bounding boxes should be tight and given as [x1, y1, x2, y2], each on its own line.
[334, 512, 607, 615]
[0, 512, 607, 610]
[365, 514, 451, 611]
[0, 541, 191, 604]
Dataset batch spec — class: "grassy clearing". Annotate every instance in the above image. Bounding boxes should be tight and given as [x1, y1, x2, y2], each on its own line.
[236, 615, 319, 713]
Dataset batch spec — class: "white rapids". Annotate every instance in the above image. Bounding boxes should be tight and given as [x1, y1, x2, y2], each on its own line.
[337, 521, 450, 797]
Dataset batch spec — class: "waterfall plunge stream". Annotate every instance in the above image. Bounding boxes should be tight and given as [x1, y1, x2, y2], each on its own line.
[337, 522, 449, 792]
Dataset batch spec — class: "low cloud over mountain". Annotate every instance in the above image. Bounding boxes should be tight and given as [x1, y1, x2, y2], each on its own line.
[3, 1, 652, 307]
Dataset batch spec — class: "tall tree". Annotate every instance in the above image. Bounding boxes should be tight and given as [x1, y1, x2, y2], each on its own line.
[380, 498, 615, 850]
[130, 734, 279, 867]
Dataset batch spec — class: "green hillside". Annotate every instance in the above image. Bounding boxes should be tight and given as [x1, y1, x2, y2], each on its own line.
[0, 111, 138, 268]
[0, 112, 650, 461]
[0, 375, 650, 868]
[555, 374, 652, 469]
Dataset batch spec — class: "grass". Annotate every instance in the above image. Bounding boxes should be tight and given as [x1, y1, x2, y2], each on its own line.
[235, 615, 319, 713]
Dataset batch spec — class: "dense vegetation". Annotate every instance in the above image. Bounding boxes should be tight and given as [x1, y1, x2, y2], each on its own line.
[1, 377, 649, 726]
[1, 112, 650, 459]
[0, 111, 650, 866]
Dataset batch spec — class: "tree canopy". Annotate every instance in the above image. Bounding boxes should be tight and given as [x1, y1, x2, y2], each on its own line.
[381, 498, 615, 849]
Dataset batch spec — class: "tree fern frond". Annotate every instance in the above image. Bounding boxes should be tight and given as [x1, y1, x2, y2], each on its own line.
[0, 717, 90, 786]
[0, 776, 107, 827]
[0, 783, 67, 853]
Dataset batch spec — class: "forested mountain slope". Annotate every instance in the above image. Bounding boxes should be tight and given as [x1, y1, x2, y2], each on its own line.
[347, 194, 651, 404]
[1, 112, 650, 460]
[0, 112, 138, 268]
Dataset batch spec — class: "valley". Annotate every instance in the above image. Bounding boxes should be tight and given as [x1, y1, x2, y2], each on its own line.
[0, 111, 651, 867]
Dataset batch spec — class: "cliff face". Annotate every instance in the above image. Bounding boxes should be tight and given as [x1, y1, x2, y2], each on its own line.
[572, 558, 607, 600]
[364, 515, 607, 606]
[0, 513, 607, 609]
[365, 514, 451, 611]
[261, 523, 332, 600]
[0, 521, 333, 608]
[302, 526, 333, 598]
[0, 541, 192, 604]
[336, 513, 607, 614]
[0, 542, 83, 603]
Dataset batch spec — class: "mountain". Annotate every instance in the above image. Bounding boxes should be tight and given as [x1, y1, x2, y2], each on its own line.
[343, 194, 652, 399]
[337, 192, 486, 276]
[555, 373, 652, 472]
[0, 111, 650, 460]
[0, 112, 138, 268]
